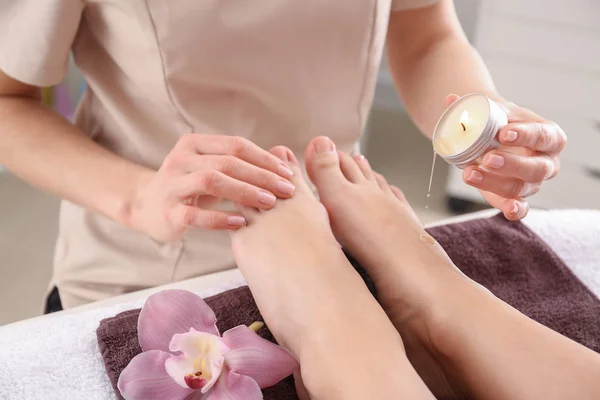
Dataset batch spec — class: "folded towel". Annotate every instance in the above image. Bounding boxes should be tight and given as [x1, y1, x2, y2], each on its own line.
[1, 210, 597, 400]
[97, 214, 600, 400]
[97, 286, 298, 400]
[523, 209, 600, 299]
[432, 213, 600, 352]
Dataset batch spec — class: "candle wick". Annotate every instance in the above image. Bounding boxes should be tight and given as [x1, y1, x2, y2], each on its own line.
[461, 122, 466, 131]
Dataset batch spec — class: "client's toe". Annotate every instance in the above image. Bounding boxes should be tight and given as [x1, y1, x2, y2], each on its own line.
[390, 185, 408, 204]
[338, 152, 366, 183]
[374, 172, 393, 194]
[305, 137, 347, 198]
[269, 146, 312, 194]
[352, 155, 377, 183]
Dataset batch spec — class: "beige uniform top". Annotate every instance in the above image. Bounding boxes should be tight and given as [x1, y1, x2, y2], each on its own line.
[0, 0, 438, 308]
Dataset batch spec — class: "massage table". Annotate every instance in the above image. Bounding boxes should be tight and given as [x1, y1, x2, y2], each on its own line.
[1, 209, 599, 399]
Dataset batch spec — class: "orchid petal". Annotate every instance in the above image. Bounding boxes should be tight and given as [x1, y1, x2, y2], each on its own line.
[166, 330, 228, 393]
[118, 350, 193, 400]
[205, 368, 263, 400]
[138, 290, 219, 352]
[169, 329, 230, 356]
[183, 392, 207, 400]
[164, 353, 200, 388]
[222, 326, 298, 388]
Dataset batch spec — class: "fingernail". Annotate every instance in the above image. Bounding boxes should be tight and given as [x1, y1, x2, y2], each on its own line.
[276, 181, 296, 195]
[258, 191, 277, 206]
[485, 154, 505, 169]
[504, 130, 518, 142]
[227, 216, 246, 226]
[314, 138, 336, 154]
[511, 203, 519, 216]
[278, 165, 294, 179]
[467, 170, 484, 184]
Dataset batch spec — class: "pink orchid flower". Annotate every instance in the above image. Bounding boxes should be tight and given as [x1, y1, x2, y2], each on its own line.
[117, 290, 298, 400]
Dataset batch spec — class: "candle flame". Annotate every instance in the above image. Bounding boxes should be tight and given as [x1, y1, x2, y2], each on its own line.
[460, 110, 469, 132]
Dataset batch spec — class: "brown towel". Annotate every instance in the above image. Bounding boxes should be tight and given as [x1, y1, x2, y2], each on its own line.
[97, 214, 600, 399]
[431, 214, 600, 352]
[97, 286, 298, 400]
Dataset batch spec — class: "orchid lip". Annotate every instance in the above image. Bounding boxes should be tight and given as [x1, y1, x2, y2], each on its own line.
[184, 374, 208, 390]
[165, 329, 228, 393]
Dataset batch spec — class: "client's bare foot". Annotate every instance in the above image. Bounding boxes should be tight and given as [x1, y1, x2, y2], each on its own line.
[230, 146, 344, 350]
[305, 136, 473, 398]
[230, 146, 426, 400]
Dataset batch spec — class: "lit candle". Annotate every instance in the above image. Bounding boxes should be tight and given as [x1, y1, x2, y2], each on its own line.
[432, 93, 508, 168]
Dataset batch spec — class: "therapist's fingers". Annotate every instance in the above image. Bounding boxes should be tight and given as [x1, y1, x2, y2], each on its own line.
[172, 134, 294, 179]
[463, 166, 542, 199]
[172, 170, 278, 210]
[172, 205, 246, 230]
[174, 154, 295, 198]
[498, 122, 567, 154]
[481, 191, 530, 221]
[482, 151, 559, 182]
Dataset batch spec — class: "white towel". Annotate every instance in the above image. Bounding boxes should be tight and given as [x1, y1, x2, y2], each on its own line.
[0, 209, 599, 400]
[523, 209, 600, 298]
[0, 280, 246, 400]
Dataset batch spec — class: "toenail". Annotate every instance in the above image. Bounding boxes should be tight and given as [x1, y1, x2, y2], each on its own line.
[276, 181, 296, 195]
[278, 165, 294, 179]
[287, 150, 299, 165]
[258, 191, 277, 206]
[356, 155, 369, 164]
[227, 216, 246, 226]
[281, 148, 296, 164]
[314, 138, 336, 154]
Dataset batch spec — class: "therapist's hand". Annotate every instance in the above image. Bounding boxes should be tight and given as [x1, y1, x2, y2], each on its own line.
[446, 94, 567, 221]
[130, 134, 296, 242]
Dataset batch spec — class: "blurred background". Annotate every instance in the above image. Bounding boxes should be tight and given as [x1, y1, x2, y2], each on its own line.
[2, 0, 599, 325]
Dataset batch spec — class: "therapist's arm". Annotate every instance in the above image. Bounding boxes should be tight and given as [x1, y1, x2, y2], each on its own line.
[386, 0, 499, 136]
[386, 0, 566, 221]
[0, 70, 294, 241]
[0, 72, 152, 223]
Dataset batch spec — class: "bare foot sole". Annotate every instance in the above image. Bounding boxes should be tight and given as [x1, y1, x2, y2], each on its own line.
[305, 136, 471, 398]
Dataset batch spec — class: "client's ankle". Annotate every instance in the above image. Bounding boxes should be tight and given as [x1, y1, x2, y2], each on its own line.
[382, 267, 473, 352]
[416, 275, 489, 360]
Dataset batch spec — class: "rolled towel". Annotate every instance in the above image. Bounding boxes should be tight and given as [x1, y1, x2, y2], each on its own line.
[97, 215, 600, 400]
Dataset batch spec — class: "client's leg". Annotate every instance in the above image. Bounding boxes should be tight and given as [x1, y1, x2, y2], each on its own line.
[305, 136, 600, 400]
[230, 146, 434, 400]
